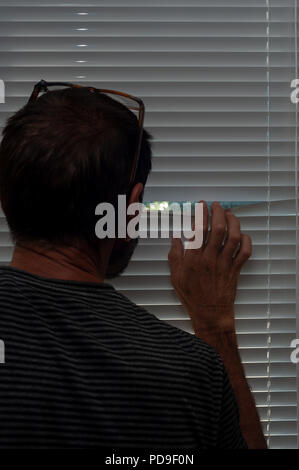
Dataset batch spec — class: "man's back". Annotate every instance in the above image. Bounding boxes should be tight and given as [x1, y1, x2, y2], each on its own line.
[0, 266, 245, 449]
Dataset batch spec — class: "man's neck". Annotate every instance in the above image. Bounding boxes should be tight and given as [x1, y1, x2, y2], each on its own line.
[10, 241, 110, 284]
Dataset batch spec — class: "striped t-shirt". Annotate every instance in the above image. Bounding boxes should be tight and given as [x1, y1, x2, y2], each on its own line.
[0, 266, 247, 449]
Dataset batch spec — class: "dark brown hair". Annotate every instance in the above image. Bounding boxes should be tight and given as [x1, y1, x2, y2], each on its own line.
[0, 87, 152, 245]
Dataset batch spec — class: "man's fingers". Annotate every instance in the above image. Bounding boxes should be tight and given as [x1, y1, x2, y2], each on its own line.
[168, 237, 184, 272]
[205, 201, 226, 254]
[221, 210, 241, 259]
[233, 233, 252, 271]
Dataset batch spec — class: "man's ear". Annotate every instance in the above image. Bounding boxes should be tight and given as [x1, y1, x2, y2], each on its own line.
[127, 182, 144, 206]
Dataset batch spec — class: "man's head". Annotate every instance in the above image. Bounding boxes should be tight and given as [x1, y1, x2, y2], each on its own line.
[0, 86, 153, 276]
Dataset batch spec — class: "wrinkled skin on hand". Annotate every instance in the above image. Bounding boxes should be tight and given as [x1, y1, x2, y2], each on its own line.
[168, 201, 252, 332]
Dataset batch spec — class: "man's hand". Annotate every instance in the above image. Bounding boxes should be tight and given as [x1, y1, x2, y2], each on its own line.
[168, 200, 251, 333]
[168, 200, 267, 448]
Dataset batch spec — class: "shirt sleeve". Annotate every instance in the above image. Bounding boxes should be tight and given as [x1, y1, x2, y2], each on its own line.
[217, 363, 248, 449]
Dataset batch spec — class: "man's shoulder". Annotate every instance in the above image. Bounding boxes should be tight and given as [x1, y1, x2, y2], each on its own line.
[113, 287, 223, 365]
[0, 267, 223, 373]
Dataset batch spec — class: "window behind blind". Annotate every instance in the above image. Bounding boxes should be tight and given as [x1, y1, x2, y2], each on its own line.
[0, 0, 297, 449]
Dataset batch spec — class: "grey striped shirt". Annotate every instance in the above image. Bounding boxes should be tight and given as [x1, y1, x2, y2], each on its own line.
[0, 266, 247, 449]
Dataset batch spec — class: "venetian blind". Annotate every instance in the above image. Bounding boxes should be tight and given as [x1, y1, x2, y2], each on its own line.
[0, 0, 297, 449]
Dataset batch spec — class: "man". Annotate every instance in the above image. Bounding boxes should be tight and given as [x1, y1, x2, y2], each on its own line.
[0, 85, 266, 449]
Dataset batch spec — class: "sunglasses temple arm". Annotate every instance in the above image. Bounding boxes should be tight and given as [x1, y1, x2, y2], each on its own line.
[129, 104, 145, 185]
[28, 86, 39, 103]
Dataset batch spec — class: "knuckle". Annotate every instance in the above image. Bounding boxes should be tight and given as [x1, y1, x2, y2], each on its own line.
[229, 213, 241, 227]
[227, 211, 240, 225]
[241, 250, 250, 259]
[229, 234, 241, 245]
[242, 231, 251, 240]
[186, 263, 196, 274]
[244, 248, 252, 258]
[202, 254, 216, 270]
[213, 224, 225, 235]
[242, 232, 251, 240]
[238, 250, 251, 263]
